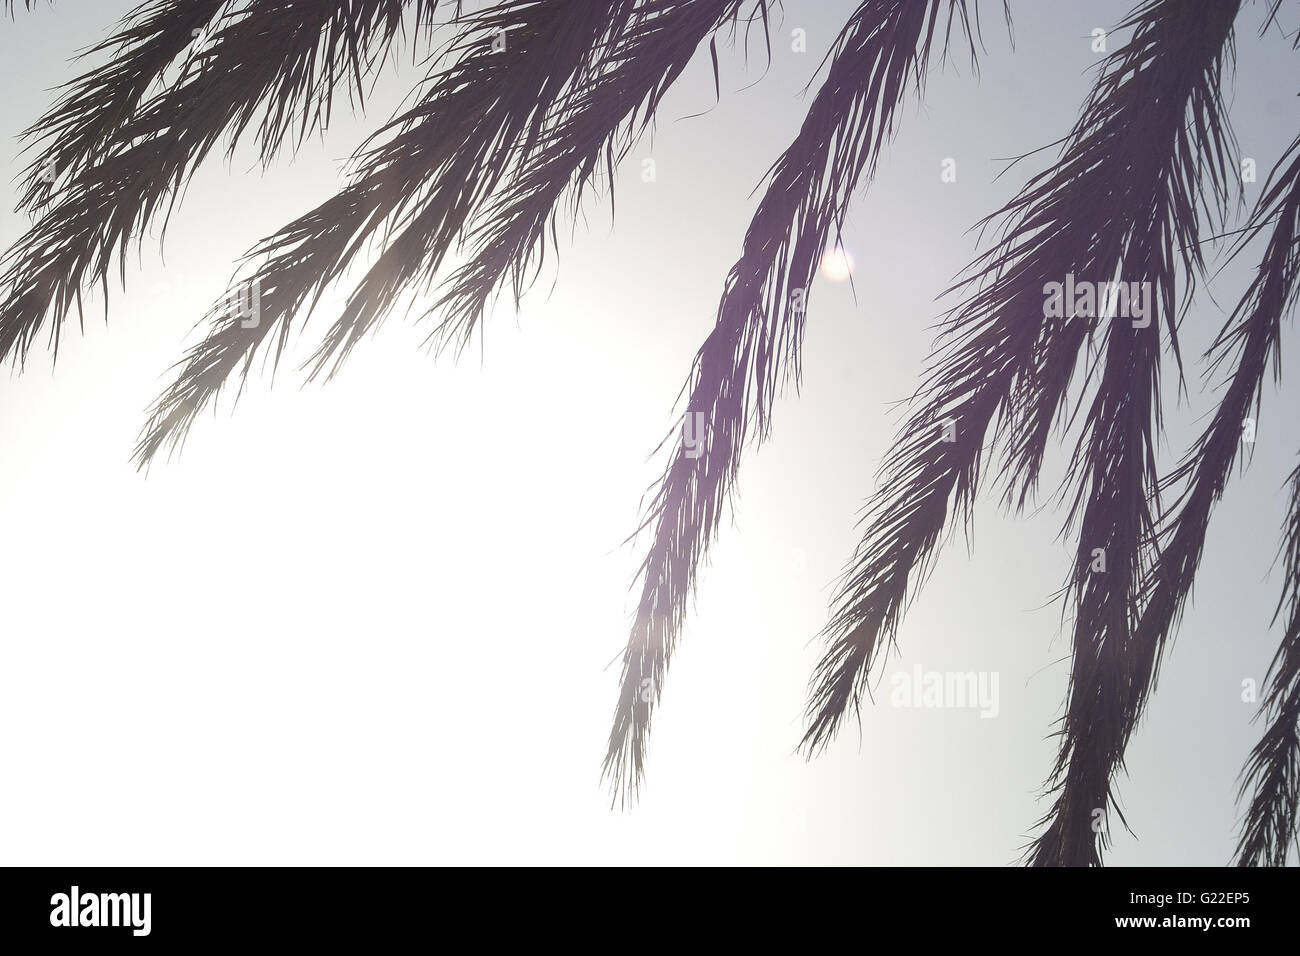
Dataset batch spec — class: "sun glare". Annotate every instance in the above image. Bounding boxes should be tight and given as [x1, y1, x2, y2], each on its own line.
[819, 247, 854, 282]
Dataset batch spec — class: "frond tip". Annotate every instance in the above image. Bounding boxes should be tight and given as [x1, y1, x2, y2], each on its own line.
[1236, 462, 1300, 867]
[605, 0, 994, 801]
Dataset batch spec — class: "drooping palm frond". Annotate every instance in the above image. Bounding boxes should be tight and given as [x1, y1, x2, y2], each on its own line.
[424, 0, 775, 355]
[1221, 142, 1300, 868]
[801, 0, 1241, 792]
[601, 0, 1002, 802]
[133, 0, 643, 465]
[0, 0, 435, 368]
[5, 0, 1296, 868]
[1123, 135, 1300, 869]
[300, 0, 659, 378]
[1025, 0, 1242, 868]
[1236, 461, 1300, 867]
[17, 0, 228, 213]
[133, 0, 770, 464]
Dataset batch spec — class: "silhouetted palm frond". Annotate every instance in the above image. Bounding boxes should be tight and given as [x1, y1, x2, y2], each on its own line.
[603, 0, 1004, 802]
[132, 0, 645, 463]
[17, 0, 227, 214]
[130, 0, 777, 466]
[1040, 127, 1298, 869]
[1236, 460, 1300, 867]
[428, 0, 770, 354]
[1111, 135, 1300, 675]
[1024, 0, 1241, 868]
[0, 0, 436, 369]
[1221, 140, 1300, 868]
[801, 2, 1239, 823]
[6, 0, 1299, 866]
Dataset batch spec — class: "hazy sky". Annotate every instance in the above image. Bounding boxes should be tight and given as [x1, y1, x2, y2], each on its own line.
[1, 0, 1297, 865]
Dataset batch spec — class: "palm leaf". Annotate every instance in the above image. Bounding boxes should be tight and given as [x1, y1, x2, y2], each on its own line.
[0, 0, 435, 369]
[801, 2, 1241, 793]
[1221, 140, 1300, 867]
[17, 0, 228, 213]
[602, 0, 1000, 802]
[1236, 461, 1300, 867]
[302, 0, 650, 379]
[425, 0, 773, 354]
[132, 0, 647, 464]
[1025, 0, 1242, 867]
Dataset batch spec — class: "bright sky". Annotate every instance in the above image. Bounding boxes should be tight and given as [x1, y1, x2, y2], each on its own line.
[0, 0, 1297, 865]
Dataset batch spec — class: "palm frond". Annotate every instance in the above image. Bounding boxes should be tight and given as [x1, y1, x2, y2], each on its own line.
[1223, 142, 1300, 868]
[423, 0, 772, 354]
[1139, 134, 1300, 799]
[133, 0, 641, 465]
[802, 0, 1241, 778]
[1034, 130, 1298, 868]
[301, 0, 650, 379]
[0, 0, 434, 369]
[1021, 0, 1241, 866]
[17, 0, 229, 213]
[601, 0, 999, 803]
[1236, 460, 1300, 867]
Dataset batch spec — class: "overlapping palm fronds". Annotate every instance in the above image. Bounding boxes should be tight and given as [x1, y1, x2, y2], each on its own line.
[1236, 461, 1300, 867]
[427, 0, 770, 355]
[17, 0, 228, 214]
[602, 0, 1003, 801]
[800, 0, 1238, 822]
[1225, 140, 1300, 867]
[130, 0, 775, 464]
[133, 0, 635, 461]
[6, 0, 1300, 865]
[1022, 0, 1241, 867]
[0, 0, 437, 368]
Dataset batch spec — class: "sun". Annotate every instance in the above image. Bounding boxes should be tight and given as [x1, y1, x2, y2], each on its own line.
[819, 246, 854, 282]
